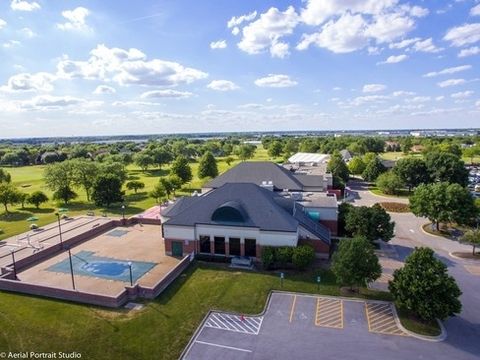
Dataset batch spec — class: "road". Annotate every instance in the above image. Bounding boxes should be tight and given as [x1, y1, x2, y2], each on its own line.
[347, 181, 480, 358]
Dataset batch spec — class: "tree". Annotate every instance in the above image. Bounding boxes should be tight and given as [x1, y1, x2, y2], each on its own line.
[71, 159, 98, 202]
[44, 161, 75, 196]
[268, 141, 283, 158]
[410, 182, 478, 231]
[198, 151, 218, 179]
[91, 175, 124, 207]
[170, 156, 192, 183]
[150, 147, 172, 169]
[376, 171, 404, 195]
[126, 180, 145, 194]
[159, 178, 174, 198]
[99, 162, 127, 184]
[389, 247, 462, 321]
[393, 157, 429, 192]
[18, 192, 28, 209]
[167, 174, 183, 195]
[348, 157, 366, 175]
[0, 169, 11, 183]
[27, 191, 49, 209]
[292, 245, 316, 270]
[463, 146, 480, 164]
[362, 157, 387, 182]
[425, 151, 469, 187]
[460, 228, 480, 255]
[327, 151, 350, 183]
[236, 144, 256, 161]
[52, 187, 77, 205]
[150, 183, 166, 203]
[0, 183, 21, 213]
[225, 156, 234, 166]
[261, 246, 275, 270]
[134, 152, 155, 172]
[345, 204, 395, 242]
[275, 247, 293, 268]
[332, 237, 381, 290]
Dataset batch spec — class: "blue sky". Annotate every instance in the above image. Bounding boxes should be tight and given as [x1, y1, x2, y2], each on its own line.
[0, 0, 479, 138]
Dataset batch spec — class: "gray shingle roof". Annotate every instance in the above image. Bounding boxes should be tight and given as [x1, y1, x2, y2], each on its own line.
[164, 183, 331, 244]
[204, 161, 313, 191]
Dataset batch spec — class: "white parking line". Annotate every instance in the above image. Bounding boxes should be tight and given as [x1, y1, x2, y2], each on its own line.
[204, 312, 263, 335]
[195, 340, 252, 353]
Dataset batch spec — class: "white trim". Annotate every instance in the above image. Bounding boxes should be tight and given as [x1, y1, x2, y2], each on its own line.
[194, 340, 252, 353]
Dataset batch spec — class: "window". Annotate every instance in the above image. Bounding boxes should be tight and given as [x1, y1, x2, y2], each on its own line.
[229, 237, 240, 256]
[199, 235, 211, 253]
[214, 236, 225, 255]
[245, 238, 256, 257]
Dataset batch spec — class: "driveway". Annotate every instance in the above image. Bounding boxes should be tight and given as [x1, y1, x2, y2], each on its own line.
[347, 180, 480, 357]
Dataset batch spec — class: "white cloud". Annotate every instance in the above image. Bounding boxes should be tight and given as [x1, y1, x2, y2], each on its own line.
[350, 95, 390, 106]
[3, 40, 21, 49]
[1, 72, 55, 92]
[0, 19, 6, 29]
[471, 4, 480, 16]
[207, 80, 239, 91]
[254, 74, 297, 88]
[93, 85, 116, 95]
[437, 78, 466, 88]
[57, 44, 208, 87]
[451, 91, 474, 99]
[10, 0, 40, 11]
[227, 11, 257, 28]
[238, 7, 299, 58]
[57, 7, 91, 32]
[28, 95, 86, 109]
[435, 96, 445, 101]
[140, 89, 193, 99]
[393, 90, 416, 97]
[363, 84, 387, 93]
[19, 27, 36, 38]
[297, 13, 368, 53]
[365, 11, 416, 44]
[210, 40, 227, 49]
[406, 96, 431, 103]
[389, 37, 421, 49]
[412, 38, 443, 53]
[423, 65, 471, 78]
[458, 46, 480, 57]
[444, 23, 480, 47]
[378, 54, 408, 64]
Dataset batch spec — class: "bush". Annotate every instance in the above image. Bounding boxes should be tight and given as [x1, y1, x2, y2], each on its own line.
[275, 247, 293, 267]
[261, 246, 275, 270]
[292, 245, 315, 270]
[376, 171, 404, 195]
[30, 224, 38, 230]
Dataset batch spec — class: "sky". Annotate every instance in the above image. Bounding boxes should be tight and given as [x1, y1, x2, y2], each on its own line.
[0, 0, 479, 138]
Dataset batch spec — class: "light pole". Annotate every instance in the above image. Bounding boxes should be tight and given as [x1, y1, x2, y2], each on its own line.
[10, 249, 17, 280]
[55, 212, 63, 246]
[121, 204, 126, 225]
[66, 247, 76, 290]
[128, 261, 133, 286]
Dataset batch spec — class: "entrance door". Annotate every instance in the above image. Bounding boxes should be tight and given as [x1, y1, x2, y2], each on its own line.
[172, 241, 183, 257]
[245, 238, 256, 257]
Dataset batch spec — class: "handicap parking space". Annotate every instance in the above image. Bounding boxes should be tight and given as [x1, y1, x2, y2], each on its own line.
[365, 302, 407, 336]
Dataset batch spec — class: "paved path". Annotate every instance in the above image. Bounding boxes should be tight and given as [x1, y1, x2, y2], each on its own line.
[347, 180, 480, 357]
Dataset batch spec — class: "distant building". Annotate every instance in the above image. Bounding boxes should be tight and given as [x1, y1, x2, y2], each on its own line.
[339, 149, 352, 163]
[410, 145, 425, 153]
[287, 152, 330, 166]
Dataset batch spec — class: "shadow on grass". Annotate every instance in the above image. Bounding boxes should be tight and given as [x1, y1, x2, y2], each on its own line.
[0, 211, 32, 221]
[129, 169, 169, 178]
[23, 207, 55, 214]
[124, 192, 148, 202]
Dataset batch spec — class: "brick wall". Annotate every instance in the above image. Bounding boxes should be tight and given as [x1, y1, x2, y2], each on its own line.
[320, 220, 338, 236]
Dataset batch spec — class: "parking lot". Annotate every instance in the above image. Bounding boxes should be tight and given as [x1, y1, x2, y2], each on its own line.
[182, 292, 479, 360]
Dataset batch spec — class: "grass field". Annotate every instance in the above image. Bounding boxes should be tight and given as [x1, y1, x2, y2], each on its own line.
[0, 261, 392, 360]
[369, 185, 411, 199]
[0, 146, 280, 240]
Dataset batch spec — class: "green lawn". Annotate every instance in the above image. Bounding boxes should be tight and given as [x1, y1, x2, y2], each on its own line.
[369, 186, 411, 199]
[0, 146, 281, 240]
[0, 262, 391, 359]
[397, 308, 441, 337]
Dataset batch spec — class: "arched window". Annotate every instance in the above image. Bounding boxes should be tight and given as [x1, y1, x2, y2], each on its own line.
[211, 201, 247, 223]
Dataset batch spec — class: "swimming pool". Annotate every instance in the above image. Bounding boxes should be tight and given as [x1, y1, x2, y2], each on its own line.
[47, 251, 157, 283]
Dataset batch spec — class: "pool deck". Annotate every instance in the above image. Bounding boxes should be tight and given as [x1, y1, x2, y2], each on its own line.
[15, 223, 180, 297]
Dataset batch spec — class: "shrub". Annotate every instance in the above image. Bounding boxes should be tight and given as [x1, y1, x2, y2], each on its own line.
[261, 246, 275, 270]
[292, 245, 315, 271]
[275, 247, 293, 268]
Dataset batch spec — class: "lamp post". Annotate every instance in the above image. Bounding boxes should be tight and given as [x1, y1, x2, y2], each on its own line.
[10, 249, 17, 280]
[55, 212, 63, 246]
[128, 261, 133, 286]
[121, 204, 126, 225]
[66, 247, 76, 290]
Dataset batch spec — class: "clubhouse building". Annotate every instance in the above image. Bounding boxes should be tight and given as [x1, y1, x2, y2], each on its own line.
[161, 162, 339, 261]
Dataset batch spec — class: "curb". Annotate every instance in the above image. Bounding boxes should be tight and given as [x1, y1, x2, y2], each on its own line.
[420, 224, 445, 239]
[448, 251, 480, 262]
[392, 305, 447, 342]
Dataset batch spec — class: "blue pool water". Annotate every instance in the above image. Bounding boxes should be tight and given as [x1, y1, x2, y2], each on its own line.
[47, 251, 157, 283]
